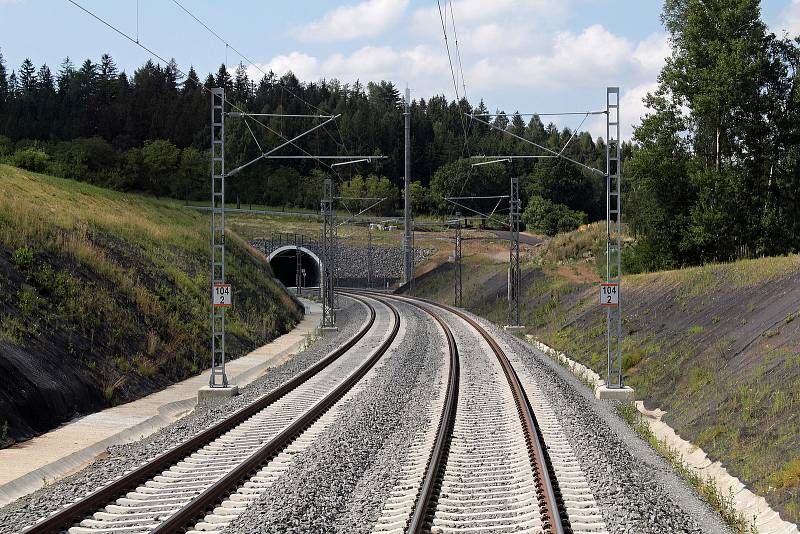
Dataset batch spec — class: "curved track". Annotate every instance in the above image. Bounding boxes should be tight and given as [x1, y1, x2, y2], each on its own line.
[367, 292, 570, 534]
[20, 294, 400, 534]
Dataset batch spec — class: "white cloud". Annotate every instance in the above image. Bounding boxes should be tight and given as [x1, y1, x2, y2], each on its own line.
[458, 26, 670, 140]
[633, 32, 670, 75]
[247, 52, 320, 82]
[298, 0, 409, 42]
[776, 0, 800, 36]
[410, 0, 565, 42]
[467, 25, 635, 91]
[247, 45, 449, 96]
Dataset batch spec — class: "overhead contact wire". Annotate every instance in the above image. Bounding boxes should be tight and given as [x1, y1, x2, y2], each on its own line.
[65, 0, 338, 172]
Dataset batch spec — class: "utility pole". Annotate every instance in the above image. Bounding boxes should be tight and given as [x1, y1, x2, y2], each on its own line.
[209, 87, 229, 389]
[606, 87, 623, 389]
[403, 87, 413, 285]
[507, 177, 521, 328]
[454, 212, 462, 307]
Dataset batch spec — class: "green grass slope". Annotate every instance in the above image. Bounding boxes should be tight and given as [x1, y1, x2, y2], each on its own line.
[0, 165, 301, 446]
[409, 240, 800, 525]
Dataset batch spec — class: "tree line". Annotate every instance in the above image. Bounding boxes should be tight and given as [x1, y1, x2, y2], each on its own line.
[0, 49, 609, 218]
[1, 0, 797, 272]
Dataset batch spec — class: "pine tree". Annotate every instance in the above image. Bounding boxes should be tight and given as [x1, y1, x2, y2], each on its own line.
[214, 64, 232, 94]
[57, 57, 75, 93]
[0, 49, 8, 112]
[36, 65, 55, 92]
[232, 62, 250, 104]
[19, 58, 36, 94]
[8, 71, 18, 98]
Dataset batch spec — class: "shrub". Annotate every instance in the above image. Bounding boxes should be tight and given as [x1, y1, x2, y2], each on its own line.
[12, 147, 49, 173]
[523, 196, 587, 236]
[11, 246, 34, 272]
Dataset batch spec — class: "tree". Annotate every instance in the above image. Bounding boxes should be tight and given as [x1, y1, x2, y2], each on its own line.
[522, 196, 586, 236]
[141, 139, 180, 197]
[0, 49, 8, 114]
[409, 181, 428, 213]
[177, 146, 206, 200]
[626, 0, 800, 267]
[18, 59, 36, 94]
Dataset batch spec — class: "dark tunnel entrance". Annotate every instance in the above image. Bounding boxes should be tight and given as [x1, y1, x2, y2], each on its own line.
[268, 247, 321, 288]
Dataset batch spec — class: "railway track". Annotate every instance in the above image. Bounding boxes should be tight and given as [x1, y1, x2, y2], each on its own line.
[19, 294, 400, 534]
[367, 293, 576, 534]
[15, 290, 605, 534]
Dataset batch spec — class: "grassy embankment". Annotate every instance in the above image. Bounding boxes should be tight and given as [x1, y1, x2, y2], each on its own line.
[0, 164, 301, 446]
[409, 222, 800, 526]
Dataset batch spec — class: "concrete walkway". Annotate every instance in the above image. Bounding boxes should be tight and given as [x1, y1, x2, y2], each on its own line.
[0, 299, 321, 507]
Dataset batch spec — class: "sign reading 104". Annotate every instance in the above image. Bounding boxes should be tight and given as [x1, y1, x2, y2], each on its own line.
[599, 283, 619, 307]
[213, 284, 232, 308]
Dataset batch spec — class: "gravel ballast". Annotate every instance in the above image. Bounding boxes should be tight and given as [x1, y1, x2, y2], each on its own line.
[471, 315, 735, 534]
[0, 298, 368, 533]
[0, 294, 741, 534]
[225, 299, 445, 533]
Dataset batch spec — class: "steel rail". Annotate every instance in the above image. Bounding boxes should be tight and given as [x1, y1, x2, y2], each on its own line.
[345, 291, 460, 534]
[151, 296, 401, 532]
[394, 294, 569, 534]
[21, 294, 382, 534]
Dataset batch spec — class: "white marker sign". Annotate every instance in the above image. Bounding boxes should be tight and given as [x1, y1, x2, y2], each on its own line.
[600, 283, 619, 307]
[213, 284, 232, 308]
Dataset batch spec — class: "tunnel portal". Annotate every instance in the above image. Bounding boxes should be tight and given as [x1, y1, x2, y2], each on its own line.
[268, 246, 322, 288]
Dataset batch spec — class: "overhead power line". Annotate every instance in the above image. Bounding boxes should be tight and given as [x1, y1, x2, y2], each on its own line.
[437, 0, 473, 200]
[170, 0, 349, 152]
[65, 0, 338, 172]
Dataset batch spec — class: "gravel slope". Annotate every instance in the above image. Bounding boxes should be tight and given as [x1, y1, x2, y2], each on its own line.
[0, 298, 368, 533]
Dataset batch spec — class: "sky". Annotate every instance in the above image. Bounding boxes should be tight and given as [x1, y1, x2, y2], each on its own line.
[0, 0, 797, 140]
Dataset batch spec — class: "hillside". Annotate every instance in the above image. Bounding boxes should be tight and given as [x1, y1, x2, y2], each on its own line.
[408, 229, 800, 525]
[0, 165, 302, 446]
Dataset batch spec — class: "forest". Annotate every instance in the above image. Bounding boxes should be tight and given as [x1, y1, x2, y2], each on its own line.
[0, 51, 610, 213]
[0, 0, 798, 271]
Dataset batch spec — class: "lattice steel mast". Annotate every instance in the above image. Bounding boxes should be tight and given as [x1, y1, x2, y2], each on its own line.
[606, 87, 623, 388]
[454, 213, 463, 307]
[321, 178, 336, 327]
[367, 224, 374, 289]
[508, 177, 521, 327]
[404, 87, 413, 285]
[209, 88, 228, 388]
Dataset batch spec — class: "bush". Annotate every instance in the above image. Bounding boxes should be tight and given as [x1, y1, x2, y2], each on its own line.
[12, 147, 50, 173]
[11, 246, 34, 272]
[0, 135, 12, 158]
[523, 195, 587, 236]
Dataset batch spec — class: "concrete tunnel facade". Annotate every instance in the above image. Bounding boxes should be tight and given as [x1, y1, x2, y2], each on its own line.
[267, 246, 322, 288]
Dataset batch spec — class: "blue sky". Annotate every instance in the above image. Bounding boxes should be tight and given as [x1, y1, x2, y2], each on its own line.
[0, 0, 797, 139]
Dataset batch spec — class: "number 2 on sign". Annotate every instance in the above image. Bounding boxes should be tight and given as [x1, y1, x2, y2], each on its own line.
[213, 284, 232, 308]
[600, 284, 619, 307]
